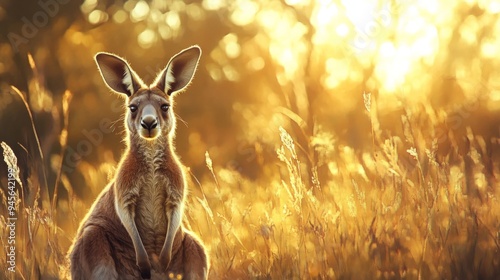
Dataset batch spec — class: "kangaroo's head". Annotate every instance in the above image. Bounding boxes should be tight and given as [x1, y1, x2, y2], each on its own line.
[95, 46, 201, 141]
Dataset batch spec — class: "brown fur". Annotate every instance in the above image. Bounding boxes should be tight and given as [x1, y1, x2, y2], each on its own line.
[68, 46, 208, 279]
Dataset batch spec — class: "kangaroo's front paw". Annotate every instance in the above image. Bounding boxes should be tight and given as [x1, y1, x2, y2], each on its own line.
[137, 259, 152, 279]
[159, 250, 172, 270]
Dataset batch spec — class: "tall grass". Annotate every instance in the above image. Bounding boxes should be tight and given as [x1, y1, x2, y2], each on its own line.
[1, 55, 499, 280]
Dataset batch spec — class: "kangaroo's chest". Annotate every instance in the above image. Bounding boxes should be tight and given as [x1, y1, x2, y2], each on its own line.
[134, 169, 170, 246]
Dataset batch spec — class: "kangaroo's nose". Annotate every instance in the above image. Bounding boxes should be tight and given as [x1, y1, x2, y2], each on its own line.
[141, 115, 158, 130]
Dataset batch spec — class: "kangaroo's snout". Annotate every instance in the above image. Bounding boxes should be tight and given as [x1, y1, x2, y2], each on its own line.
[139, 104, 160, 139]
[140, 116, 158, 130]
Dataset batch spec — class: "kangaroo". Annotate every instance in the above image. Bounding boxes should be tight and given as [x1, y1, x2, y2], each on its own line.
[68, 46, 208, 280]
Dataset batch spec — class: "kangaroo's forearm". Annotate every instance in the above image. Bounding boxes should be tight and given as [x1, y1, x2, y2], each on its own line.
[115, 195, 148, 262]
[160, 204, 182, 259]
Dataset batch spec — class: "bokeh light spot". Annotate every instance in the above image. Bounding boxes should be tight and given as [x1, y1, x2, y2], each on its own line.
[112, 10, 128, 24]
[223, 33, 240, 59]
[131, 1, 150, 22]
[88, 10, 108, 25]
[231, 0, 259, 26]
[202, 0, 226, 11]
[166, 11, 181, 30]
[138, 29, 156, 48]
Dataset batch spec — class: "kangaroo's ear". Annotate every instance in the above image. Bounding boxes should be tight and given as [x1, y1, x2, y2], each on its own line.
[95, 52, 143, 96]
[153, 45, 201, 95]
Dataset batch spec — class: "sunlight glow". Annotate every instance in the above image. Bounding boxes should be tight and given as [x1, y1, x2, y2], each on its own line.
[315, 0, 338, 26]
[374, 44, 412, 92]
[481, 39, 497, 58]
[285, 0, 306, 5]
[459, 15, 479, 45]
[335, 23, 349, 37]
[487, 0, 500, 13]
[324, 58, 349, 89]
[342, 0, 383, 35]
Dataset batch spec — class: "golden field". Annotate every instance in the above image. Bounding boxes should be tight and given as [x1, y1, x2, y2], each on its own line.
[1, 0, 500, 279]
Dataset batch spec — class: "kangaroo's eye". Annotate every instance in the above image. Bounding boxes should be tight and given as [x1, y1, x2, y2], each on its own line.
[129, 105, 138, 113]
[161, 104, 170, 112]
